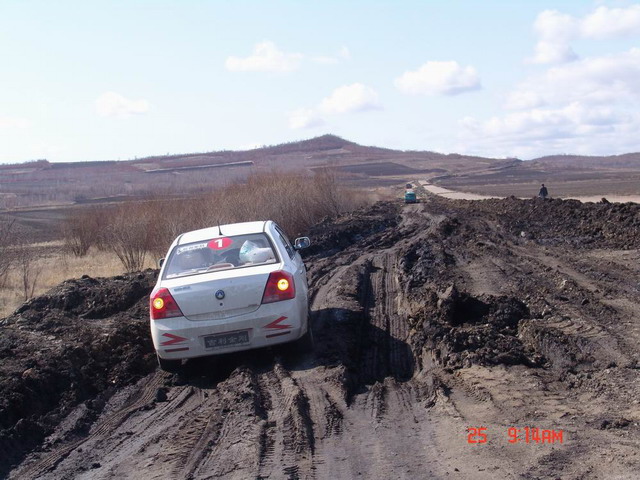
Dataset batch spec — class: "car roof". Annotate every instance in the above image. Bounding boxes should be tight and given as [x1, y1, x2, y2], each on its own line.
[177, 221, 270, 245]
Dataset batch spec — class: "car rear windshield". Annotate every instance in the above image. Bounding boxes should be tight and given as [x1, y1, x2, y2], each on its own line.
[163, 233, 279, 279]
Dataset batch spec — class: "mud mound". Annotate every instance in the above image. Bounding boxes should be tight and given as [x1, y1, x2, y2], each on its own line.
[15, 274, 152, 320]
[303, 202, 400, 257]
[519, 319, 595, 372]
[499, 198, 640, 248]
[0, 271, 157, 476]
[434, 196, 640, 249]
[398, 241, 455, 290]
[410, 285, 539, 369]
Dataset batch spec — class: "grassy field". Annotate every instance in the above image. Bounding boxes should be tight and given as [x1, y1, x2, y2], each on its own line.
[0, 243, 157, 318]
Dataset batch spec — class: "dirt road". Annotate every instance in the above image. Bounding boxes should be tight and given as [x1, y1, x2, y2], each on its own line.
[2, 197, 639, 479]
[420, 180, 640, 204]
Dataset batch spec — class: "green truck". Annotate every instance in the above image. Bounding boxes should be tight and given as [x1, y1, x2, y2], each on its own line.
[404, 190, 417, 204]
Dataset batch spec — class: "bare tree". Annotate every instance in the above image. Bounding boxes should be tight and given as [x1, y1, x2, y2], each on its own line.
[15, 239, 42, 301]
[0, 219, 16, 288]
[62, 206, 105, 256]
[104, 203, 153, 272]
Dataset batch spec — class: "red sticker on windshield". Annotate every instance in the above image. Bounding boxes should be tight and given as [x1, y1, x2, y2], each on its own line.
[208, 238, 233, 250]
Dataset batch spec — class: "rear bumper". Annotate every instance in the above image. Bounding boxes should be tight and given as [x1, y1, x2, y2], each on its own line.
[151, 300, 307, 360]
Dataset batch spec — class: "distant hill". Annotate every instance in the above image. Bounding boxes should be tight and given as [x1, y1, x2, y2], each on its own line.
[254, 134, 397, 155]
[127, 134, 399, 169]
[531, 153, 640, 169]
[2, 134, 640, 209]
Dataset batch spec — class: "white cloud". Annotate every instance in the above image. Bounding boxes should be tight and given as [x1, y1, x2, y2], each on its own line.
[227, 42, 350, 71]
[529, 5, 640, 64]
[508, 48, 640, 109]
[463, 5, 640, 157]
[534, 9, 579, 40]
[581, 5, 640, 38]
[466, 103, 622, 138]
[0, 116, 30, 128]
[460, 102, 638, 158]
[288, 83, 380, 129]
[95, 92, 149, 117]
[319, 83, 380, 114]
[288, 108, 325, 129]
[394, 61, 481, 95]
[530, 40, 578, 65]
[225, 41, 303, 72]
[530, 10, 578, 64]
[504, 90, 545, 110]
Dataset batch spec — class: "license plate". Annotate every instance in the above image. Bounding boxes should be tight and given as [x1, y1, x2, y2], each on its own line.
[204, 331, 249, 349]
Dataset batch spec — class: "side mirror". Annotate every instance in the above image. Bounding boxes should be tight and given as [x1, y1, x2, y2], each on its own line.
[158, 258, 165, 268]
[293, 237, 311, 250]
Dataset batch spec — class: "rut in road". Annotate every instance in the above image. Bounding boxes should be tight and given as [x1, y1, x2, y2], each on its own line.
[357, 254, 414, 386]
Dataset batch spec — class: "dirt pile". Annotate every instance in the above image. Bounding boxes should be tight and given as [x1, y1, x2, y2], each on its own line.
[2, 197, 640, 479]
[433, 196, 640, 249]
[409, 285, 540, 369]
[303, 202, 399, 257]
[0, 271, 157, 476]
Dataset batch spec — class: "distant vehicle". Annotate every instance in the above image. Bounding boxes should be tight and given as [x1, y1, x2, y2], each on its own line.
[406, 183, 413, 189]
[150, 221, 312, 372]
[404, 190, 417, 204]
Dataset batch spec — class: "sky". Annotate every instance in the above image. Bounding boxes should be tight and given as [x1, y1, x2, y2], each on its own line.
[3, 0, 640, 163]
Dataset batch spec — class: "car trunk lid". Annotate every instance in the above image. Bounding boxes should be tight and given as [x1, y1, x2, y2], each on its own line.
[164, 265, 278, 321]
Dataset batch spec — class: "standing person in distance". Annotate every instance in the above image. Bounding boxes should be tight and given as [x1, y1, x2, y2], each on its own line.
[538, 183, 549, 199]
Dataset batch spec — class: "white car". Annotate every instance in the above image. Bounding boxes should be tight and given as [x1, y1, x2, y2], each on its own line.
[150, 220, 311, 372]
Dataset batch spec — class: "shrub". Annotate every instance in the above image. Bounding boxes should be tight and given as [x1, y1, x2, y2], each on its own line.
[102, 202, 155, 272]
[62, 206, 107, 256]
[61, 169, 369, 271]
[0, 219, 16, 287]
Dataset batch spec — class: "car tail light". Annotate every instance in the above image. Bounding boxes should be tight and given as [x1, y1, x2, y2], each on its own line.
[261, 271, 295, 304]
[150, 288, 183, 320]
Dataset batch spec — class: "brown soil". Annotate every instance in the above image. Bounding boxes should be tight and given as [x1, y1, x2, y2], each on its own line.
[2, 197, 639, 479]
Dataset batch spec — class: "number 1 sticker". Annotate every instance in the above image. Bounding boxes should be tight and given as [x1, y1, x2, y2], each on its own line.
[208, 238, 233, 249]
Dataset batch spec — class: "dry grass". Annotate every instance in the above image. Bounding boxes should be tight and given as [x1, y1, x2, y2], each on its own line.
[0, 243, 156, 319]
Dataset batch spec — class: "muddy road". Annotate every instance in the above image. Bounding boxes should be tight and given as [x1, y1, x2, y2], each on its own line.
[2, 197, 639, 479]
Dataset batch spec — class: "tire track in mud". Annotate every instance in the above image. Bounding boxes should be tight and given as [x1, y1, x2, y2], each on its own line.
[297, 220, 451, 478]
[99, 385, 199, 469]
[503, 243, 639, 368]
[357, 252, 413, 387]
[170, 395, 225, 479]
[107, 384, 228, 480]
[11, 372, 165, 479]
[174, 367, 269, 479]
[254, 364, 316, 480]
[451, 232, 637, 371]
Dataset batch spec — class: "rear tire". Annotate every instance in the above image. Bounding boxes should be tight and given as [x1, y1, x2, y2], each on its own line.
[157, 354, 183, 373]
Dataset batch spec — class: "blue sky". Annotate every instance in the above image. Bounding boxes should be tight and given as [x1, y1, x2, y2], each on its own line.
[2, 0, 640, 163]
